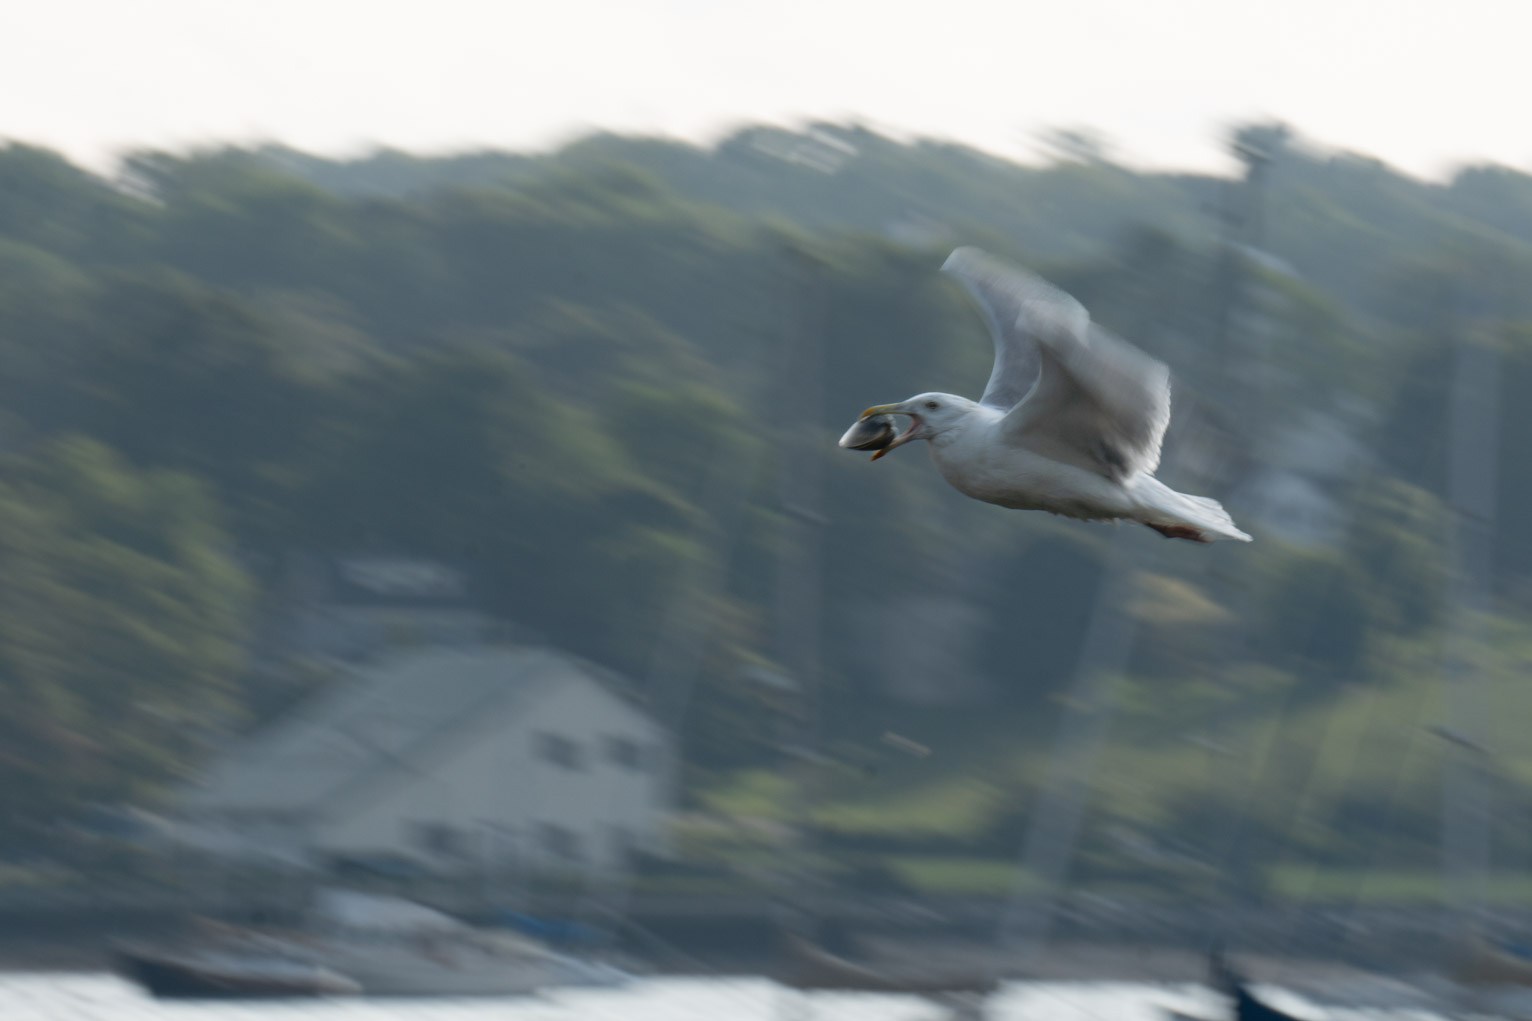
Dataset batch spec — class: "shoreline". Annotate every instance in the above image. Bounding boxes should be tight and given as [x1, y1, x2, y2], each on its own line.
[0, 893, 1483, 984]
[0, 934, 1438, 987]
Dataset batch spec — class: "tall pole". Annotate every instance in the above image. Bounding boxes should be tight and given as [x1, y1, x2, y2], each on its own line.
[770, 241, 831, 953]
[774, 243, 827, 746]
[992, 139, 1274, 966]
[1438, 306, 1500, 942]
[993, 534, 1141, 965]
[1197, 132, 1281, 944]
[1211, 136, 1272, 421]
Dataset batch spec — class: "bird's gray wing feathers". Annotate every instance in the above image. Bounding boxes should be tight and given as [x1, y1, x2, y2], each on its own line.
[942, 247, 1170, 480]
[1006, 317, 1172, 481]
[941, 247, 1084, 410]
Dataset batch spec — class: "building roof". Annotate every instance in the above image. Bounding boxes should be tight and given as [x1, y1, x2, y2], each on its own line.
[180, 645, 650, 818]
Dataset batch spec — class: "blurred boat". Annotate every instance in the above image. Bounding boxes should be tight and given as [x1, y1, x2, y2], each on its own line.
[116, 941, 359, 999]
[1212, 950, 1307, 1021]
[775, 931, 997, 996]
[123, 888, 630, 999]
[283, 888, 629, 997]
[495, 909, 607, 949]
[1451, 937, 1532, 986]
[1224, 980, 1306, 1020]
[1159, 950, 1308, 1021]
[1401, 939, 1532, 1018]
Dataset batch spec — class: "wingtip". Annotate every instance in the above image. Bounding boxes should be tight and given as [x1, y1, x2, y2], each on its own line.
[940, 246, 986, 273]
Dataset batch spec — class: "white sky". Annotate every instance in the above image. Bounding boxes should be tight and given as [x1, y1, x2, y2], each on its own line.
[6, 0, 1529, 179]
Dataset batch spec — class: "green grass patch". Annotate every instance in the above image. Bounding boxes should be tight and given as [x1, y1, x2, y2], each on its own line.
[815, 777, 1003, 838]
[697, 769, 794, 820]
[883, 856, 1030, 895]
[1268, 867, 1532, 904]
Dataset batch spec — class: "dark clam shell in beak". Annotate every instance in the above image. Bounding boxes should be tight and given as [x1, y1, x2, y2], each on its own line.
[838, 414, 897, 451]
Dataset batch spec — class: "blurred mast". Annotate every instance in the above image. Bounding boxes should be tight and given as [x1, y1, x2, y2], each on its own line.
[1438, 297, 1500, 943]
[1198, 127, 1283, 946]
[769, 240, 831, 950]
[1212, 130, 1273, 361]
[773, 242, 827, 769]
[993, 530, 1142, 966]
[992, 137, 1279, 963]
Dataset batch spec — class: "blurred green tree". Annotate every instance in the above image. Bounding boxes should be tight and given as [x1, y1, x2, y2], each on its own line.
[0, 437, 248, 835]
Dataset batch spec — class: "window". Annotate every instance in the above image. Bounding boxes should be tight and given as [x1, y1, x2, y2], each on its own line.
[539, 824, 582, 861]
[535, 732, 583, 770]
[606, 735, 646, 772]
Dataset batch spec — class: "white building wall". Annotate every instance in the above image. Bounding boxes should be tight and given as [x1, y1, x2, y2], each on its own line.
[313, 675, 670, 872]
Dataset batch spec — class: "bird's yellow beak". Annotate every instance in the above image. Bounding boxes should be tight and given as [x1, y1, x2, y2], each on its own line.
[859, 404, 903, 420]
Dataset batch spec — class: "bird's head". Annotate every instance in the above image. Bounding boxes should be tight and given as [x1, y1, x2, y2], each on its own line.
[840, 393, 974, 460]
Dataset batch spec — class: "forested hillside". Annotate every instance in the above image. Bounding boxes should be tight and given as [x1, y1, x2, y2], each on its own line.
[2, 122, 1530, 878]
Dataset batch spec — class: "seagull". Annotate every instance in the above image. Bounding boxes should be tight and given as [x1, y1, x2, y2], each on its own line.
[839, 247, 1251, 543]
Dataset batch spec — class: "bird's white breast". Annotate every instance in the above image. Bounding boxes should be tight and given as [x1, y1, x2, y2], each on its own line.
[926, 410, 1134, 519]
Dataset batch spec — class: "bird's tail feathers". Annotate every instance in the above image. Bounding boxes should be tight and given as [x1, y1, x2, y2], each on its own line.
[1129, 476, 1252, 543]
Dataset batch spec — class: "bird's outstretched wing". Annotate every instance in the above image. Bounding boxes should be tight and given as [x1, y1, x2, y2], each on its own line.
[941, 247, 1081, 411]
[1008, 309, 1171, 482]
[943, 247, 1170, 481]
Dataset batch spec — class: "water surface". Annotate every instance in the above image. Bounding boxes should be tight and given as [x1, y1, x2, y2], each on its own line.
[0, 973, 1447, 1020]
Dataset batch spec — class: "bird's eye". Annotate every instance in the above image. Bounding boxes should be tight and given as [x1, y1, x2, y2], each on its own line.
[924, 401, 940, 411]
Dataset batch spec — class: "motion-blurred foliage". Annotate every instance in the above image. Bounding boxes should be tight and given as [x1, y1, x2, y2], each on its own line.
[1, 124, 1530, 877]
